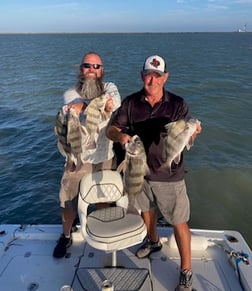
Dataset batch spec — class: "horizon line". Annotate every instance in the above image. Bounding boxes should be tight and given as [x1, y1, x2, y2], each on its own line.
[0, 31, 250, 34]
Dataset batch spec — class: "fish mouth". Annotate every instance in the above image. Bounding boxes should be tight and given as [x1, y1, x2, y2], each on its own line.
[126, 150, 139, 157]
[125, 143, 140, 156]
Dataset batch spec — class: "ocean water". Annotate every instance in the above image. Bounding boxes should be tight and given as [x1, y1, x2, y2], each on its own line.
[0, 33, 252, 247]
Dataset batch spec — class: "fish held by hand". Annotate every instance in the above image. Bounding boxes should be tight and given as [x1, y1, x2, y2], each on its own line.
[65, 108, 83, 171]
[119, 135, 149, 214]
[84, 94, 108, 149]
[162, 118, 199, 171]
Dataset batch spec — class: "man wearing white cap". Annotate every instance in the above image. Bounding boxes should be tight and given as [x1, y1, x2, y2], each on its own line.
[106, 55, 201, 291]
[53, 52, 121, 258]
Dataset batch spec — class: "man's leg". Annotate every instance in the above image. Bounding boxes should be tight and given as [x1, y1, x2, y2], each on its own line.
[53, 208, 76, 258]
[174, 222, 191, 270]
[174, 222, 193, 291]
[142, 209, 158, 242]
[62, 208, 77, 237]
[136, 209, 162, 258]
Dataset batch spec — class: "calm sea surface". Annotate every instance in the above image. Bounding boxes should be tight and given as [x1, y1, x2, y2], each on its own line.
[0, 33, 252, 247]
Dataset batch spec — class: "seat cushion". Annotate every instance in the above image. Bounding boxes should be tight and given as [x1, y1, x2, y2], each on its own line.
[86, 206, 146, 249]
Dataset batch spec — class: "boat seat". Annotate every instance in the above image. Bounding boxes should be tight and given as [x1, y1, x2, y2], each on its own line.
[78, 170, 147, 267]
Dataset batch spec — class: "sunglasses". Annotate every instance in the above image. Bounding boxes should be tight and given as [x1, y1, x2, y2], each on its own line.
[80, 63, 103, 70]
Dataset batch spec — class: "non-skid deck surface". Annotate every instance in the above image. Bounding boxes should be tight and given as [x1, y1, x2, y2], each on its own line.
[76, 268, 149, 291]
[0, 224, 251, 291]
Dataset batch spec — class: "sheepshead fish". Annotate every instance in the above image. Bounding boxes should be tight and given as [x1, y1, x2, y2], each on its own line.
[55, 107, 71, 154]
[162, 118, 198, 170]
[84, 94, 108, 148]
[65, 108, 83, 171]
[118, 135, 149, 214]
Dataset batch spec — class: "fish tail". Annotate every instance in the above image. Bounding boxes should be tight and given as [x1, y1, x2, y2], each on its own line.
[127, 205, 140, 215]
[126, 193, 140, 215]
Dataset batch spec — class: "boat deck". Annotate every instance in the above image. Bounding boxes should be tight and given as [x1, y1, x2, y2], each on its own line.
[0, 224, 251, 290]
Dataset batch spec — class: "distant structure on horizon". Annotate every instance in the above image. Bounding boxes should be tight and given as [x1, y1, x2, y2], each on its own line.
[237, 24, 247, 32]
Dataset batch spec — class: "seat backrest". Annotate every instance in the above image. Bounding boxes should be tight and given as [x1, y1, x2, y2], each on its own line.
[79, 170, 124, 205]
[78, 170, 147, 263]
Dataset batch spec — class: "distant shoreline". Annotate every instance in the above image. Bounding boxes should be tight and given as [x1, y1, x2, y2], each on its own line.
[0, 31, 251, 35]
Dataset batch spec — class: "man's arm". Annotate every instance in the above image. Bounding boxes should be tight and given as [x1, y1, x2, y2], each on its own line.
[106, 125, 131, 146]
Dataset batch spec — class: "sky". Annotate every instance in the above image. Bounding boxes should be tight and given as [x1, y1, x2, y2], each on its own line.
[0, 0, 251, 33]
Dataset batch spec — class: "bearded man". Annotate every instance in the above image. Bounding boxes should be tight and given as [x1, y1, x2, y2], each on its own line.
[53, 52, 121, 258]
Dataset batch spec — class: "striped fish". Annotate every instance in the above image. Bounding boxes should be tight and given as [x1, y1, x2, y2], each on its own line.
[120, 135, 149, 214]
[66, 108, 83, 170]
[162, 118, 198, 170]
[84, 94, 108, 148]
[55, 108, 71, 154]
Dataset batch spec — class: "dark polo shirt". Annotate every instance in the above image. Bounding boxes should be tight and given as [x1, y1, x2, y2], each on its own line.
[110, 89, 191, 182]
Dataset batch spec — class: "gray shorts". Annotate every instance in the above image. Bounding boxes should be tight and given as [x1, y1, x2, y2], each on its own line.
[136, 179, 190, 225]
[59, 158, 115, 212]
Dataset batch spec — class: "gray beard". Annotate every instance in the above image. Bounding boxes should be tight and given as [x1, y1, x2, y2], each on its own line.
[77, 77, 104, 100]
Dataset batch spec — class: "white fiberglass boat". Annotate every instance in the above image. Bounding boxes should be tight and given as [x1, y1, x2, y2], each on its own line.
[0, 170, 251, 291]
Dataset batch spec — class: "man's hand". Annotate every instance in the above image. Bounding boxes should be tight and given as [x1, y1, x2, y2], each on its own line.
[118, 132, 131, 148]
[104, 96, 114, 112]
[192, 120, 202, 140]
[106, 125, 131, 147]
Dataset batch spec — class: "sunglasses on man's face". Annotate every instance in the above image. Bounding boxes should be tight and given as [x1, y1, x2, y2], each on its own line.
[80, 63, 103, 70]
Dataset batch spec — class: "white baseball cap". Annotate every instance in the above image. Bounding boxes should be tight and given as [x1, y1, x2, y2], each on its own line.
[142, 55, 167, 76]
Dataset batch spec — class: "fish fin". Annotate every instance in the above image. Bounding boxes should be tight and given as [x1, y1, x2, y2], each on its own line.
[145, 164, 150, 176]
[116, 160, 126, 173]
[159, 163, 172, 173]
[186, 144, 191, 150]
[127, 194, 140, 215]
[186, 136, 194, 151]
[85, 141, 96, 150]
[186, 136, 194, 150]
[174, 154, 181, 164]
[127, 205, 140, 215]
[162, 147, 167, 162]
[161, 134, 168, 161]
[158, 162, 172, 174]
[64, 159, 75, 172]
[75, 156, 83, 171]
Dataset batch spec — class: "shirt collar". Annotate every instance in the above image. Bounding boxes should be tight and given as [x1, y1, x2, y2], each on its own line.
[140, 88, 169, 103]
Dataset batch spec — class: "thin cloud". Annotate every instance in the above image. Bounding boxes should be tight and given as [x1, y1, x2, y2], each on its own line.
[235, 0, 252, 3]
[207, 4, 228, 9]
[208, 0, 252, 3]
[38, 2, 79, 9]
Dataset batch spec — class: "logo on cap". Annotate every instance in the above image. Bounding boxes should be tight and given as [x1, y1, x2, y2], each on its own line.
[150, 58, 160, 68]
